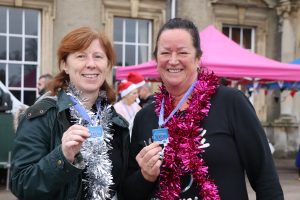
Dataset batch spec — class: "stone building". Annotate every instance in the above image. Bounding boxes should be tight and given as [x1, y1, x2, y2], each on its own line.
[0, 0, 299, 156]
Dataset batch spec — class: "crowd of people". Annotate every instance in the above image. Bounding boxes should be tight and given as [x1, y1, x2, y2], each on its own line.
[9, 18, 286, 200]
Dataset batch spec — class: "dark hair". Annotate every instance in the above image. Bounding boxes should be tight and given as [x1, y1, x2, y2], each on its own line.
[153, 18, 202, 59]
[48, 26, 116, 103]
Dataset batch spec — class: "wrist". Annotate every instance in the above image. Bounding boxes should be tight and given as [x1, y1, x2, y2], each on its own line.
[141, 170, 157, 182]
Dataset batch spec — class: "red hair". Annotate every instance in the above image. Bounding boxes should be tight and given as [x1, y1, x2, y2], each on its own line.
[48, 27, 116, 103]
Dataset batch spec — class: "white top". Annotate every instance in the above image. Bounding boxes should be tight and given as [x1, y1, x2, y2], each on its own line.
[113, 100, 141, 138]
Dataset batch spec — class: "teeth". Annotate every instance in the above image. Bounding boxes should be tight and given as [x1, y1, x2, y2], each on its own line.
[168, 69, 181, 73]
[82, 74, 98, 78]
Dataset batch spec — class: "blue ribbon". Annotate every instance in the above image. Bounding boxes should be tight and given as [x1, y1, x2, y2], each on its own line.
[158, 81, 197, 127]
[69, 95, 101, 126]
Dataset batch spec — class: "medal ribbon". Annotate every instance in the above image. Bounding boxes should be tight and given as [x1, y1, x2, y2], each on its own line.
[158, 81, 196, 127]
[69, 95, 101, 126]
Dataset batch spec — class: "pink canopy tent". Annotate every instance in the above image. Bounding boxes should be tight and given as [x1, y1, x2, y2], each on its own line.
[115, 60, 159, 80]
[115, 25, 300, 82]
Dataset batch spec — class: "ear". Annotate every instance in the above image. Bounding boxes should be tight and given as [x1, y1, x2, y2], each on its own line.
[62, 61, 69, 74]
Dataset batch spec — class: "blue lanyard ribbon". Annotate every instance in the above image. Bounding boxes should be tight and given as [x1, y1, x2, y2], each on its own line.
[69, 95, 101, 126]
[158, 81, 197, 127]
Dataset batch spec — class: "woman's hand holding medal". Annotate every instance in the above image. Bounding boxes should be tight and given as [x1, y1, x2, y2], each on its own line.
[61, 124, 90, 163]
[136, 142, 163, 182]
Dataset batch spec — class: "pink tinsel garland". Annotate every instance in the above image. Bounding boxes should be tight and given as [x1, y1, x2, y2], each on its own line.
[154, 71, 220, 200]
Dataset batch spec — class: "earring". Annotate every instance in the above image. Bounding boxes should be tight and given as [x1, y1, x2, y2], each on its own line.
[197, 67, 200, 73]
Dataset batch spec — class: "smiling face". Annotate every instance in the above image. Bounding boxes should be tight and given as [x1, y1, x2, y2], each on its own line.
[63, 39, 109, 96]
[156, 29, 199, 94]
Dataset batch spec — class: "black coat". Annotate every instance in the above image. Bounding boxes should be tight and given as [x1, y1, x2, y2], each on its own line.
[124, 85, 283, 200]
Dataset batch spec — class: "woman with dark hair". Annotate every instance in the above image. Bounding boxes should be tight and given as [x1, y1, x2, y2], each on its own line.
[124, 18, 283, 200]
[10, 27, 129, 200]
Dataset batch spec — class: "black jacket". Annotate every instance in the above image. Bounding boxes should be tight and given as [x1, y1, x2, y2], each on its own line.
[124, 86, 283, 200]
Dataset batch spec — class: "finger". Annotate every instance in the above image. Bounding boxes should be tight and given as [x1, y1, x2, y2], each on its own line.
[140, 158, 162, 182]
[153, 159, 163, 169]
[147, 154, 160, 168]
[137, 149, 162, 171]
[138, 143, 162, 159]
[63, 140, 80, 148]
[68, 125, 89, 135]
[138, 142, 161, 158]
[71, 129, 90, 138]
[141, 146, 162, 163]
[69, 124, 88, 130]
[64, 128, 90, 139]
[65, 134, 87, 143]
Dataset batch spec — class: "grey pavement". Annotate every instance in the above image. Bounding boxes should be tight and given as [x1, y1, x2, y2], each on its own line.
[0, 159, 299, 200]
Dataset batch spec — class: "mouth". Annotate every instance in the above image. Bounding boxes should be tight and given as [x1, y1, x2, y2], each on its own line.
[167, 68, 182, 73]
[82, 73, 99, 78]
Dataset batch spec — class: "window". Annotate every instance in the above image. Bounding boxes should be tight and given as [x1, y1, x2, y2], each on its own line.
[113, 17, 152, 66]
[222, 25, 255, 52]
[0, 6, 40, 106]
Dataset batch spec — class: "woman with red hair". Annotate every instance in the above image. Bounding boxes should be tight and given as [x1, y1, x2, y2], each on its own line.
[11, 27, 129, 200]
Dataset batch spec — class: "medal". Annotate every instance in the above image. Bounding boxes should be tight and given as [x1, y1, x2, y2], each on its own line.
[88, 125, 104, 142]
[152, 128, 169, 146]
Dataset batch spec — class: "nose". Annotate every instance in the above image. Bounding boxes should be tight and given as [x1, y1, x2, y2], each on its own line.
[168, 52, 179, 65]
[86, 55, 96, 68]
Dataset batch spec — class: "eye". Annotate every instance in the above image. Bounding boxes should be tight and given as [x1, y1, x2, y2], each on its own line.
[77, 54, 86, 58]
[179, 51, 188, 55]
[160, 51, 170, 55]
[94, 54, 103, 59]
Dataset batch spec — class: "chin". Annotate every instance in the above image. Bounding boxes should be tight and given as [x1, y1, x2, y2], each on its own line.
[164, 78, 182, 86]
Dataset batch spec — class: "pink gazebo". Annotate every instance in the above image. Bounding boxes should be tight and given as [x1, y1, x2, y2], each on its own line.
[116, 25, 300, 82]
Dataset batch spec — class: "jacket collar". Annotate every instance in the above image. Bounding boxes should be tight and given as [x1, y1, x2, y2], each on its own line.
[57, 90, 129, 129]
[57, 90, 75, 112]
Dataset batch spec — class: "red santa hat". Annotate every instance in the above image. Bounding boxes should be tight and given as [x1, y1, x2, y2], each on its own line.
[118, 81, 137, 98]
[127, 72, 145, 88]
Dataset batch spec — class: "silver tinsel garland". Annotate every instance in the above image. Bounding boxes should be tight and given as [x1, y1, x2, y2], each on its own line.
[66, 83, 114, 200]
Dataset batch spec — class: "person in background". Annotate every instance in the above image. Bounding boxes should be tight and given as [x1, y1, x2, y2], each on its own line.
[0, 87, 12, 112]
[127, 72, 154, 107]
[10, 26, 129, 200]
[296, 146, 300, 181]
[123, 18, 283, 199]
[137, 82, 155, 108]
[114, 80, 141, 139]
[37, 73, 53, 97]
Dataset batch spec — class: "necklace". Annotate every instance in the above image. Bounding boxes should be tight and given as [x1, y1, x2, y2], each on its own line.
[155, 71, 220, 200]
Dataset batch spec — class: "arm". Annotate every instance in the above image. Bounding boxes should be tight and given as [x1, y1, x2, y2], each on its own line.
[10, 109, 82, 199]
[123, 105, 161, 199]
[230, 90, 284, 200]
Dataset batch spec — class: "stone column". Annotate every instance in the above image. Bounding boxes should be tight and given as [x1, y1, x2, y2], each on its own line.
[277, 0, 296, 63]
[272, 1, 300, 157]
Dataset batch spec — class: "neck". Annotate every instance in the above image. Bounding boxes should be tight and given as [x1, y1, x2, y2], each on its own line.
[81, 92, 99, 110]
[167, 77, 198, 108]
[122, 97, 132, 105]
[167, 74, 198, 97]
[173, 93, 189, 110]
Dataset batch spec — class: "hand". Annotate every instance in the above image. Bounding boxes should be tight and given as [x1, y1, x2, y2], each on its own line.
[61, 124, 89, 163]
[136, 142, 163, 182]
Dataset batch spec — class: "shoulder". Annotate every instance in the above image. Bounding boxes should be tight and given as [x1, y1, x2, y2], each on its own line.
[113, 101, 123, 110]
[132, 102, 141, 110]
[111, 106, 129, 128]
[135, 101, 156, 120]
[215, 85, 241, 96]
[110, 106, 130, 143]
[212, 85, 247, 102]
[25, 96, 57, 120]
